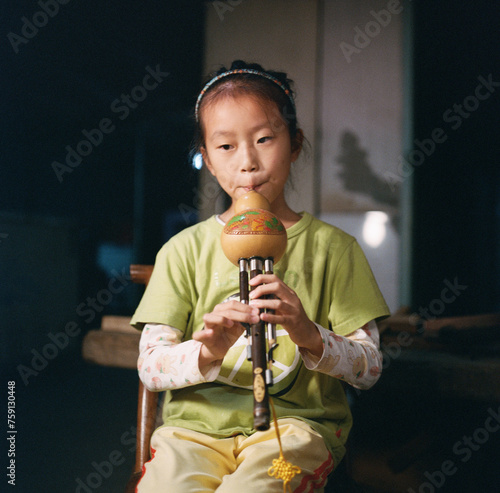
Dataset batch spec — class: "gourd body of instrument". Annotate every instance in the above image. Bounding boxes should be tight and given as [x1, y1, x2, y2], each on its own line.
[220, 193, 287, 266]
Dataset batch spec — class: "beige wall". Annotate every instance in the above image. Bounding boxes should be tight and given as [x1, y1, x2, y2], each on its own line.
[318, 0, 404, 213]
[315, 0, 405, 311]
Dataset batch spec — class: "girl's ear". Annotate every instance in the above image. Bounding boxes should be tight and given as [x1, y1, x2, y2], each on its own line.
[200, 147, 214, 175]
[291, 129, 304, 162]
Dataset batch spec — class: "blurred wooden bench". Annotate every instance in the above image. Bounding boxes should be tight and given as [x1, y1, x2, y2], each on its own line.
[82, 314, 140, 368]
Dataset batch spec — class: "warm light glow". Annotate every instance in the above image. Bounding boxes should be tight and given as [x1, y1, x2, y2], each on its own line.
[362, 211, 388, 248]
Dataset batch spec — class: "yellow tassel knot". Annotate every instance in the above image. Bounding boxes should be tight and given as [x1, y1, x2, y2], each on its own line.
[268, 455, 301, 483]
[267, 397, 302, 492]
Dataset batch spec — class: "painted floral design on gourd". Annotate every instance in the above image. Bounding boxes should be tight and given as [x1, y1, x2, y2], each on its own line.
[225, 210, 285, 235]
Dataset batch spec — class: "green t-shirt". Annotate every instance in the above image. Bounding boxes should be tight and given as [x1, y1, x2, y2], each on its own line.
[131, 212, 389, 463]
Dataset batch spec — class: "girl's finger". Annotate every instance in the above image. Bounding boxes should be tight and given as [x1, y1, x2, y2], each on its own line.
[202, 313, 234, 329]
[249, 283, 296, 303]
[248, 273, 276, 284]
[249, 298, 287, 312]
[204, 308, 259, 327]
[213, 300, 259, 316]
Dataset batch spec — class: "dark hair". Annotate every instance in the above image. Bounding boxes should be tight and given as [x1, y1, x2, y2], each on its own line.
[192, 60, 299, 156]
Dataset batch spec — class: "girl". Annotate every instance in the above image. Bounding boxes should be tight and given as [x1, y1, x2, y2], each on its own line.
[131, 60, 390, 492]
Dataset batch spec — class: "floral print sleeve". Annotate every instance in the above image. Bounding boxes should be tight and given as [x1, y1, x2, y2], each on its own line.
[137, 323, 221, 391]
[299, 320, 382, 390]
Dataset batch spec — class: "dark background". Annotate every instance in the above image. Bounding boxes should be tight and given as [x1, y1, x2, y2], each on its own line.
[1, 1, 205, 491]
[411, 1, 499, 318]
[1, 1, 499, 492]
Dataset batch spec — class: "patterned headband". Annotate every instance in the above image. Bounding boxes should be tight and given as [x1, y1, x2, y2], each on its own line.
[195, 68, 296, 121]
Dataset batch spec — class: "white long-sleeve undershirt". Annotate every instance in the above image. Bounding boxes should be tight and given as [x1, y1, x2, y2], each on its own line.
[137, 320, 382, 392]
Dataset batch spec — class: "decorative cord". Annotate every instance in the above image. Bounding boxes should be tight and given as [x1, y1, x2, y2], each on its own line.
[267, 397, 302, 493]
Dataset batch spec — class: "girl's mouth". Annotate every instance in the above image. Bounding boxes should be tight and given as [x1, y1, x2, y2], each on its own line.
[242, 183, 263, 192]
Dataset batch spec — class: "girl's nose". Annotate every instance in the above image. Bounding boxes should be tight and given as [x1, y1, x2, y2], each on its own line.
[240, 148, 258, 172]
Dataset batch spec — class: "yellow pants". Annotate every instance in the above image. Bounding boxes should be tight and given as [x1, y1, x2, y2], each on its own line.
[136, 418, 335, 493]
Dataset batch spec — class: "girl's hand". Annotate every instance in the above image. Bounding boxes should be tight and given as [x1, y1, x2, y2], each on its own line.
[194, 300, 260, 366]
[248, 274, 324, 358]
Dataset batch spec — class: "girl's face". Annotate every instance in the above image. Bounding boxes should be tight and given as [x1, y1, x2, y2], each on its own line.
[200, 94, 302, 214]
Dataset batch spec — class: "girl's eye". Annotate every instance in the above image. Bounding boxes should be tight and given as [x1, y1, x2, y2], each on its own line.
[218, 144, 232, 151]
[257, 136, 273, 144]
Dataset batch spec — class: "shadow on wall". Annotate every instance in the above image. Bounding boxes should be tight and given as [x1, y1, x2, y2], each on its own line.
[335, 130, 400, 210]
